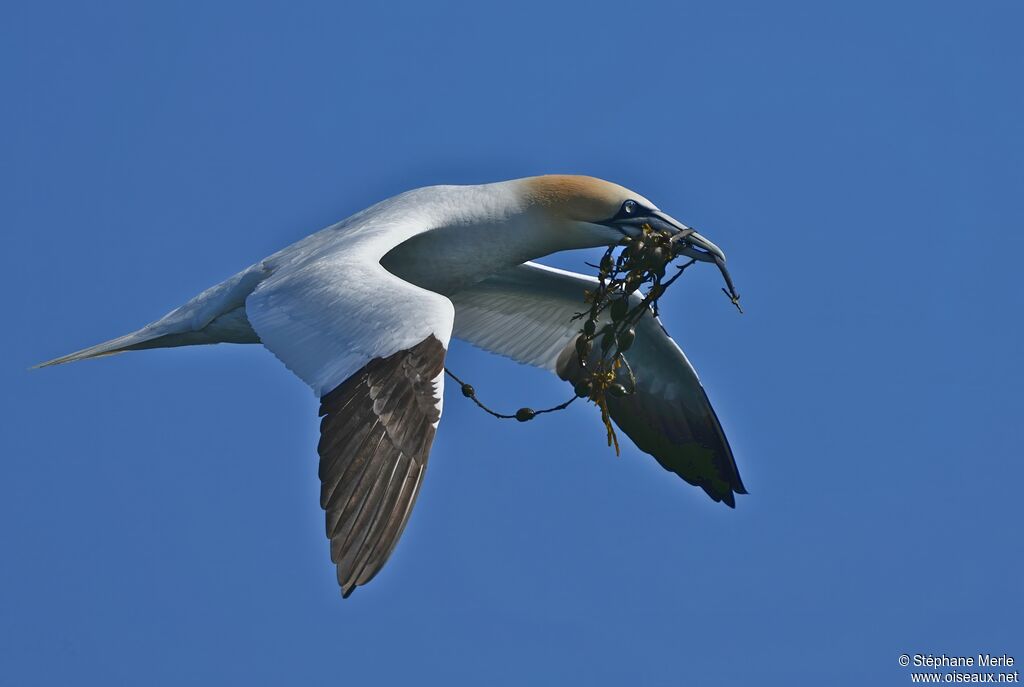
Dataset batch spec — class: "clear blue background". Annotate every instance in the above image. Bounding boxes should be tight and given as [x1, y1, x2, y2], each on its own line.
[3, 2, 1021, 685]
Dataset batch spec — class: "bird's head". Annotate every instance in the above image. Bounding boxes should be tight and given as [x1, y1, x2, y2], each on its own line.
[517, 174, 726, 264]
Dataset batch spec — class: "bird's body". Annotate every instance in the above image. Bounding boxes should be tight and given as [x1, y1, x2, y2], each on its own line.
[39, 175, 746, 597]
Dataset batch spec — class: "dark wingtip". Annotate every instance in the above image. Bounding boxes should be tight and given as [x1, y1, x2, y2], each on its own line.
[728, 458, 749, 496]
[341, 585, 356, 599]
[701, 479, 743, 508]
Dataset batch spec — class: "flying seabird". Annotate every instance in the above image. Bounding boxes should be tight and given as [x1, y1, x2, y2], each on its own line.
[38, 175, 746, 597]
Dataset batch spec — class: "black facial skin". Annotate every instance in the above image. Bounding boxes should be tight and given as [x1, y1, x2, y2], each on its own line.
[602, 200, 688, 239]
[610, 199, 645, 223]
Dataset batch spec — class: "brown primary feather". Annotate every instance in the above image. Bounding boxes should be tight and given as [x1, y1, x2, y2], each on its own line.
[316, 336, 446, 597]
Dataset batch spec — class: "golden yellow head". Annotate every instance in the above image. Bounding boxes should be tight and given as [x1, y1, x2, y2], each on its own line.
[518, 174, 657, 224]
[510, 174, 726, 263]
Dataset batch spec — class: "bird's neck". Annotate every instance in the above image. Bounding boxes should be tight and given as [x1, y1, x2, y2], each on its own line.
[380, 210, 604, 296]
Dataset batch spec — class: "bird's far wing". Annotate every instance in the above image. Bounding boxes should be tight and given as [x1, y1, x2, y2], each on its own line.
[449, 262, 590, 371]
[246, 248, 454, 597]
[451, 262, 746, 507]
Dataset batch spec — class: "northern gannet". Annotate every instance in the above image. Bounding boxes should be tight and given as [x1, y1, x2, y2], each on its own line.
[38, 175, 746, 597]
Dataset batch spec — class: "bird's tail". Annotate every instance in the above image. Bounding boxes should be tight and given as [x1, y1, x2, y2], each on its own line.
[33, 326, 169, 368]
[34, 262, 269, 369]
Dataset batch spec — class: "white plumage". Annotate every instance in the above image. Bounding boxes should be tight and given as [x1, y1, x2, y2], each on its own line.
[37, 175, 746, 598]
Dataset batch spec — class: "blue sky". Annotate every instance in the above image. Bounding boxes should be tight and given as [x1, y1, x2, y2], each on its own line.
[3, 1, 1021, 685]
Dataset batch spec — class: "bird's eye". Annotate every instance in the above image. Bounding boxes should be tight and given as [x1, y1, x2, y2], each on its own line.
[623, 200, 638, 215]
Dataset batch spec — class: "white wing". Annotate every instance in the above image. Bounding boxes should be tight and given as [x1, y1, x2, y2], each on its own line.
[451, 262, 746, 506]
[247, 246, 453, 397]
[246, 221, 455, 597]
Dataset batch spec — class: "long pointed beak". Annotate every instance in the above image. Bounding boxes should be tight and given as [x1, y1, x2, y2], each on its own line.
[649, 211, 726, 264]
[680, 230, 726, 263]
[604, 207, 742, 312]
